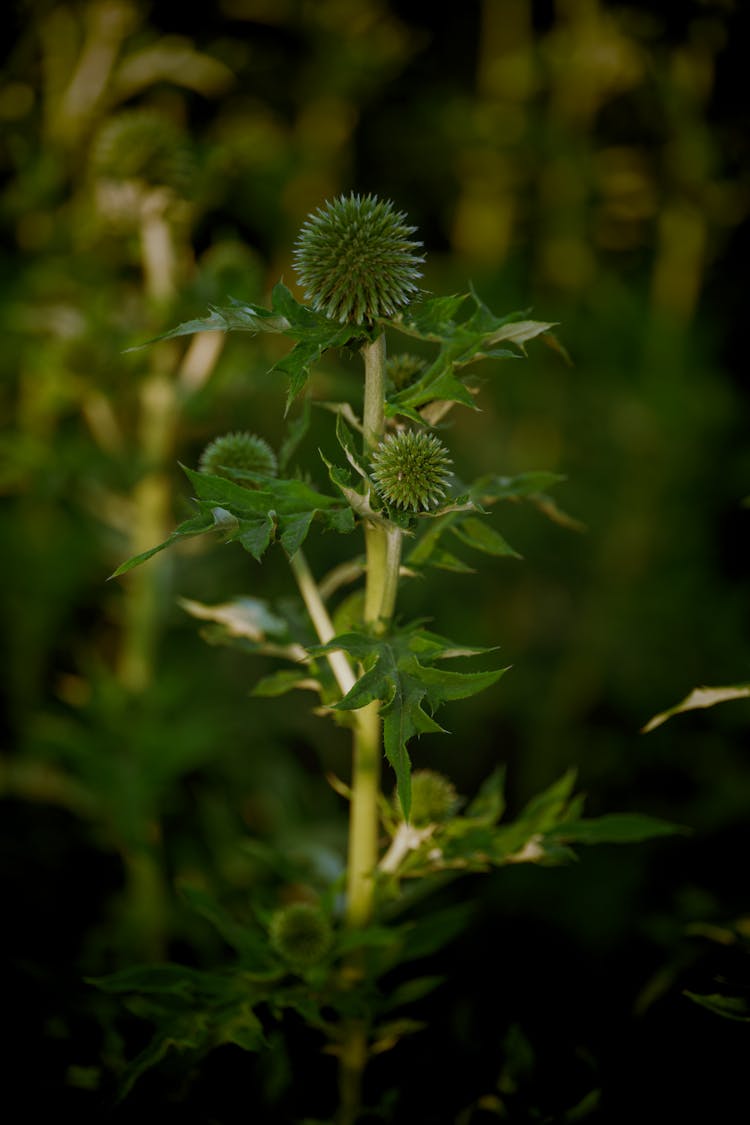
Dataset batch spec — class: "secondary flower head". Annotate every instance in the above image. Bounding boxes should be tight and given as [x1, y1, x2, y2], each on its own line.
[396, 769, 460, 825]
[269, 903, 332, 969]
[371, 429, 453, 512]
[386, 353, 428, 392]
[199, 432, 277, 482]
[293, 193, 424, 325]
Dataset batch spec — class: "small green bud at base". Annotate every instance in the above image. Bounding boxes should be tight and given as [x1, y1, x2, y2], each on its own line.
[397, 770, 460, 825]
[199, 432, 278, 483]
[371, 430, 453, 512]
[293, 193, 424, 325]
[386, 353, 428, 392]
[269, 903, 332, 968]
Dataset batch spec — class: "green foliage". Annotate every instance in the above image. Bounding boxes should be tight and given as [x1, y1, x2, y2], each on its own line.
[312, 623, 509, 818]
[111, 463, 355, 575]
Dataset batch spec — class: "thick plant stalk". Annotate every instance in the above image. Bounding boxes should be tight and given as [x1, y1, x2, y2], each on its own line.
[338, 333, 402, 1125]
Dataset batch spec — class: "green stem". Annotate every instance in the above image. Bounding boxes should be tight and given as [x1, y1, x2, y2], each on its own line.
[337, 332, 403, 1124]
[289, 550, 356, 698]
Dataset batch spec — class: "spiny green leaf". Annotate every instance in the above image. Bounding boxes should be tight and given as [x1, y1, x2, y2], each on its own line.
[252, 669, 321, 698]
[684, 992, 750, 1022]
[472, 471, 567, 502]
[643, 683, 750, 732]
[465, 766, 507, 825]
[450, 516, 522, 559]
[279, 395, 311, 473]
[124, 298, 290, 351]
[551, 813, 687, 844]
[385, 289, 554, 416]
[109, 510, 216, 577]
[179, 885, 276, 965]
[311, 625, 507, 819]
[112, 466, 356, 576]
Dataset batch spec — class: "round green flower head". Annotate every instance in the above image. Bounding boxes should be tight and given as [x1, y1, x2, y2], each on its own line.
[386, 353, 427, 392]
[269, 903, 332, 969]
[293, 193, 424, 324]
[92, 109, 193, 193]
[371, 430, 452, 512]
[199, 432, 277, 483]
[397, 770, 460, 825]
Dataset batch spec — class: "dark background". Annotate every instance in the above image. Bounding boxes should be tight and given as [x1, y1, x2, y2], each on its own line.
[2, 0, 749, 1120]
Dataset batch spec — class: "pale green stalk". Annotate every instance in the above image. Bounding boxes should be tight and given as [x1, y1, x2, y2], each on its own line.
[338, 332, 403, 1125]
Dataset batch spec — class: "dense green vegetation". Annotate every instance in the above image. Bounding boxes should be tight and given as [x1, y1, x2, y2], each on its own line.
[2, 2, 748, 1122]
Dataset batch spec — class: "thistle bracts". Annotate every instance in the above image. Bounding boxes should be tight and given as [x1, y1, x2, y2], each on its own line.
[370, 429, 452, 512]
[293, 193, 424, 325]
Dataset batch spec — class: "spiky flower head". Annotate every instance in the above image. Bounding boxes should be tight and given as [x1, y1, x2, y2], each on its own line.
[199, 432, 277, 483]
[293, 193, 424, 325]
[269, 903, 332, 969]
[92, 109, 193, 194]
[386, 353, 428, 392]
[396, 770, 460, 825]
[371, 429, 452, 512]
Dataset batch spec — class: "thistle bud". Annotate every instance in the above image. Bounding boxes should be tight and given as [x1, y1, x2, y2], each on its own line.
[293, 193, 424, 325]
[370, 430, 452, 512]
[269, 903, 332, 969]
[397, 769, 460, 825]
[386, 353, 428, 392]
[199, 432, 277, 483]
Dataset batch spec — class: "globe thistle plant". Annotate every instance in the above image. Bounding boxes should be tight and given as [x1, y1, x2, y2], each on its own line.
[292, 193, 424, 325]
[370, 429, 453, 512]
[199, 431, 278, 482]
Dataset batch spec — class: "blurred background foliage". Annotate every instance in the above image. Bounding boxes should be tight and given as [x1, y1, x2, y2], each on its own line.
[1, 0, 749, 1121]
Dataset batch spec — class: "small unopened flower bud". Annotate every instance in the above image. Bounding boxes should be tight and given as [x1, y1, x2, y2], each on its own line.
[269, 903, 332, 969]
[293, 193, 424, 325]
[397, 770, 460, 825]
[199, 432, 277, 483]
[371, 430, 452, 512]
[386, 353, 427, 392]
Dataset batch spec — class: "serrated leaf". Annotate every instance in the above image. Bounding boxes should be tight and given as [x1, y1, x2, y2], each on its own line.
[465, 766, 506, 825]
[379, 975, 445, 1012]
[179, 885, 276, 964]
[684, 992, 750, 1022]
[472, 471, 567, 502]
[178, 594, 290, 639]
[386, 289, 553, 416]
[113, 466, 356, 576]
[643, 684, 750, 732]
[88, 963, 231, 1000]
[279, 395, 311, 473]
[267, 283, 370, 411]
[550, 813, 686, 844]
[335, 411, 371, 480]
[450, 516, 522, 559]
[124, 298, 290, 351]
[252, 669, 321, 697]
[109, 510, 216, 577]
[312, 624, 507, 819]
